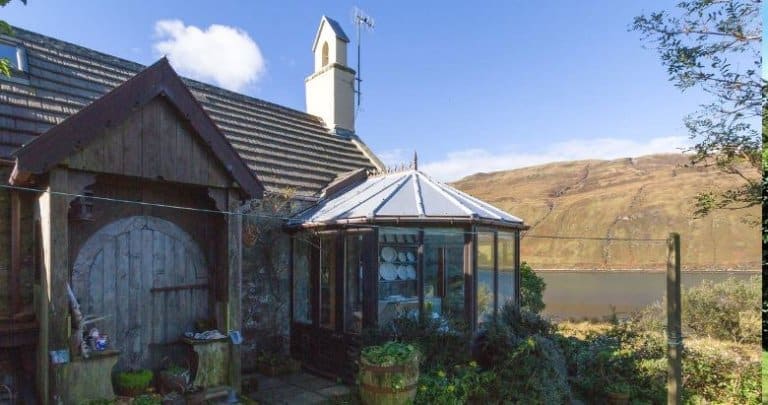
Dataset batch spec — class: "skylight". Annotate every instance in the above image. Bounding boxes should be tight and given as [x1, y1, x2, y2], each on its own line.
[0, 42, 28, 74]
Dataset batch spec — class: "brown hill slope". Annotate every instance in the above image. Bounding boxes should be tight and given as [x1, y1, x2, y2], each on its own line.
[452, 154, 760, 270]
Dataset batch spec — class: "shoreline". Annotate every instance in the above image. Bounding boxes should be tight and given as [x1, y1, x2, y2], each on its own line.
[530, 268, 760, 274]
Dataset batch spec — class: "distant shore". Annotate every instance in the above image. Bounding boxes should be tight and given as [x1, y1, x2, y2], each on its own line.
[531, 268, 760, 274]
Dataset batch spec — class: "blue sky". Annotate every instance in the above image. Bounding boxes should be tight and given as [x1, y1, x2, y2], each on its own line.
[3, 1, 717, 181]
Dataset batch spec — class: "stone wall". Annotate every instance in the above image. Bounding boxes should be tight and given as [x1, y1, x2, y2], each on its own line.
[239, 192, 309, 371]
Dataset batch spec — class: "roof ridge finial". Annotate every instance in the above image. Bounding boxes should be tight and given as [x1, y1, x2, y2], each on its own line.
[413, 151, 418, 171]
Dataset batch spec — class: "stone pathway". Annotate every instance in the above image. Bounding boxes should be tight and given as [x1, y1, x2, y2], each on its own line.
[247, 371, 351, 404]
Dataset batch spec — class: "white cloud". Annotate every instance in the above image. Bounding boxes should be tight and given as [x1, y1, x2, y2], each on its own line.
[153, 20, 265, 92]
[385, 135, 691, 182]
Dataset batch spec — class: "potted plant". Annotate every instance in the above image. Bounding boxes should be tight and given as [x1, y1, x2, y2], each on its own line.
[113, 369, 153, 397]
[605, 380, 630, 405]
[358, 341, 421, 405]
[158, 363, 190, 395]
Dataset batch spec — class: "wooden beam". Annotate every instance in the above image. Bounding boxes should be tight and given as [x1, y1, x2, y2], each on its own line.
[226, 189, 242, 393]
[10, 191, 21, 315]
[37, 168, 70, 405]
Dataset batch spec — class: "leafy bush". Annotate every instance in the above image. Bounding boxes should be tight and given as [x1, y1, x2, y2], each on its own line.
[683, 276, 760, 344]
[500, 303, 553, 337]
[629, 276, 760, 344]
[520, 262, 546, 314]
[489, 335, 572, 403]
[414, 362, 496, 404]
[361, 341, 420, 366]
[385, 315, 472, 371]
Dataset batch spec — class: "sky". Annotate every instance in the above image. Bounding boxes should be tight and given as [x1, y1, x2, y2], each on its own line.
[2, 1, 722, 181]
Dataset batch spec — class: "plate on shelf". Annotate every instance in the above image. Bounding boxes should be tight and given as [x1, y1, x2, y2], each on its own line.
[381, 247, 397, 262]
[396, 265, 409, 280]
[406, 252, 415, 262]
[380, 262, 397, 280]
[397, 252, 407, 262]
[405, 265, 416, 280]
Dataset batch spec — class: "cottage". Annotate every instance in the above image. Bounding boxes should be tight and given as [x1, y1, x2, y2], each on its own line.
[0, 16, 526, 403]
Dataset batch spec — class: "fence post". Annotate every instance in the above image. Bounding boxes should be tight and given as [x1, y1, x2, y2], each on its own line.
[667, 232, 682, 405]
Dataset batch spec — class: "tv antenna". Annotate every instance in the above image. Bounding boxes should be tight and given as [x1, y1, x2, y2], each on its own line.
[353, 7, 374, 113]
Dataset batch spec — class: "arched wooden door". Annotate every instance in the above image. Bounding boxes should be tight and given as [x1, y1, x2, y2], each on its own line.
[71, 216, 210, 370]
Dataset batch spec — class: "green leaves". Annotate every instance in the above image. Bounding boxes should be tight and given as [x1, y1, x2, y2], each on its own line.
[632, 0, 762, 216]
[361, 341, 420, 366]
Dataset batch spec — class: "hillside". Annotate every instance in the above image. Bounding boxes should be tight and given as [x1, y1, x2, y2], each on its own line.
[452, 154, 760, 271]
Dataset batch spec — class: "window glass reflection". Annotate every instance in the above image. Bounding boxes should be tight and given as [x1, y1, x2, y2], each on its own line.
[423, 229, 464, 320]
[477, 231, 495, 325]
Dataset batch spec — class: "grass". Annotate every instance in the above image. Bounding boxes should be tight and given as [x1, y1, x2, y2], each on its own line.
[763, 351, 767, 404]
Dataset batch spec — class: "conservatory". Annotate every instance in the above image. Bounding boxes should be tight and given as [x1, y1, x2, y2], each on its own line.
[286, 168, 528, 379]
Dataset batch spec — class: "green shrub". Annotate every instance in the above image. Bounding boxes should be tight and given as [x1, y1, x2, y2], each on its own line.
[629, 276, 760, 344]
[682, 276, 760, 344]
[414, 362, 496, 404]
[520, 262, 546, 314]
[500, 303, 553, 337]
[490, 335, 572, 403]
[386, 315, 472, 371]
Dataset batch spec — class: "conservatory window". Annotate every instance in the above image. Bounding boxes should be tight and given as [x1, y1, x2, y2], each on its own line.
[477, 231, 496, 325]
[292, 235, 312, 324]
[423, 228, 464, 320]
[320, 235, 337, 329]
[377, 228, 418, 326]
[497, 232, 516, 312]
[344, 234, 364, 333]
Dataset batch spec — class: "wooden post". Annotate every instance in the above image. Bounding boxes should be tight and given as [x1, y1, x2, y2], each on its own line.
[666, 232, 682, 405]
[37, 168, 71, 405]
[10, 190, 21, 315]
[226, 189, 242, 393]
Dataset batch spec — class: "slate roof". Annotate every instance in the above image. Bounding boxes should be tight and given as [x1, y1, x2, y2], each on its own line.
[288, 169, 526, 229]
[0, 28, 379, 196]
[312, 16, 350, 51]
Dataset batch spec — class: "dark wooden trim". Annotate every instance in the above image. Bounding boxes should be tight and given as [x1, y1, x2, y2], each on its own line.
[417, 229, 424, 321]
[463, 226, 475, 328]
[334, 232, 344, 333]
[310, 235, 320, 329]
[362, 229, 377, 329]
[11, 58, 264, 198]
[492, 230, 499, 321]
[10, 190, 21, 314]
[289, 234, 295, 326]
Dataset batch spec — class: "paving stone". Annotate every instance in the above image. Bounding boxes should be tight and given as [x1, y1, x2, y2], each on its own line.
[291, 374, 338, 391]
[283, 390, 326, 404]
[255, 375, 285, 390]
[317, 384, 350, 398]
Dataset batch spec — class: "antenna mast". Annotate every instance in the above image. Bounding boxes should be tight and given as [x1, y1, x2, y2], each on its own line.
[353, 7, 374, 113]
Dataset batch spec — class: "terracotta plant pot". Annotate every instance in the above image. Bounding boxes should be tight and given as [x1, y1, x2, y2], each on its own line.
[358, 357, 420, 405]
[606, 391, 630, 405]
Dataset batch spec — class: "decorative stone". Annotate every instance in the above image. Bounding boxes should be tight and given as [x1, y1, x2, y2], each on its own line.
[183, 338, 230, 388]
[53, 349, 119, 404]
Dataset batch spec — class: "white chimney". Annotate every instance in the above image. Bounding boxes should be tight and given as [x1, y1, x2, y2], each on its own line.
[305, 16, 355, 136]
